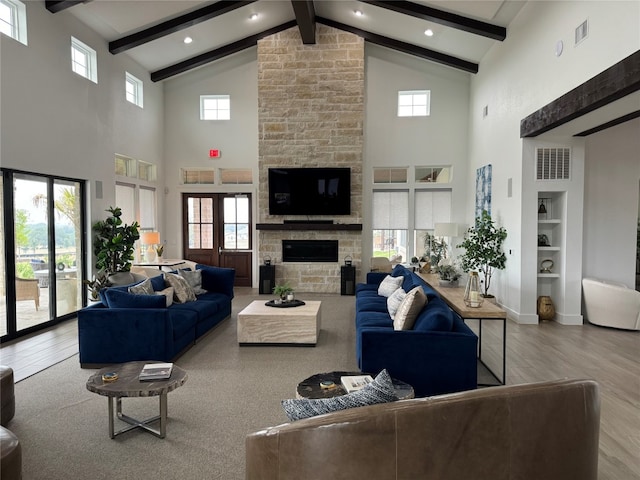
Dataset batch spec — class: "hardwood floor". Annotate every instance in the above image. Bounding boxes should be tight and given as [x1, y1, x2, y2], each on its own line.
[0, 294, 638, 479]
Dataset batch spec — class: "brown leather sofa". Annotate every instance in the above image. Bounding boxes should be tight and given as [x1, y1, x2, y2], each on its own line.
[246, 379, 600, 480]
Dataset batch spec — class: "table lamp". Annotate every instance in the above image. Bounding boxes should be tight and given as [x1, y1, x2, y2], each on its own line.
[140, 231, 160, 262]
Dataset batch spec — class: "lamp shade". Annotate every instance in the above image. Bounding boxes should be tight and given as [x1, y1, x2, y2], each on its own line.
[140, 231, 160, 245]
[434, 223, 460, 237]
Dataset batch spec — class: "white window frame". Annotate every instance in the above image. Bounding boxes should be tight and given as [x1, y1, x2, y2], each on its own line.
[125, 72, 143, 108]
[71, 36, 97, 83]
[0, 0, 27, 45]
[200, 95, 230, 120]
[398, 90, 430, 117]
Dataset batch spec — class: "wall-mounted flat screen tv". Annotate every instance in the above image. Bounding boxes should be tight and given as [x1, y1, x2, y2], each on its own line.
[268, 167, 351, 215]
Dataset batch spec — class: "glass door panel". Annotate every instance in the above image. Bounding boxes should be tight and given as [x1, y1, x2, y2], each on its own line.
[14, 175, 50, 331]
[54, 181, 82, 316]
[0, 176, 6, 336]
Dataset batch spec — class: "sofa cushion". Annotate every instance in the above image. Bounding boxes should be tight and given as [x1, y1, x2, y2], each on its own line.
[394, 286, 427, 330]
[171, 297, 220, 320]
[356, 311, 394, 329]
[164, 273, 197, 303]
[356, 295, 389, 314]
[178, 269, 207, 295]
[378, 275, 403, 297]
[104, 289, 166, 309]
[387, 288, 406, 320]
[150, 274, 167, 292]
[281, 369, 398, 421]
[128, 278, 154, 295]
[155, 287, 174, 307]
[413, 297, 454, 332]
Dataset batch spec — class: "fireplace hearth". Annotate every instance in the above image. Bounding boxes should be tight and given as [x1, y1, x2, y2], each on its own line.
[282, 240, 339, 263]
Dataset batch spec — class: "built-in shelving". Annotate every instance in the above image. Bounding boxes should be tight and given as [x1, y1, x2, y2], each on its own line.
[256, 223, 362, 231]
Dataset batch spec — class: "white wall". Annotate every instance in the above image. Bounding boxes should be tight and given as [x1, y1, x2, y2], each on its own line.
[583, 118, 640, 287]
[363, 44, 470, 263]
[162, 48, 258, 260]
[468, 0, 640, 322]
[0, 1, 164, 244]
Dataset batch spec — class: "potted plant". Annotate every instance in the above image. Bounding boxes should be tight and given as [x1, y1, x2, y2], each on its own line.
[92, 206, 140, 284]
[457, 210, 507, 298]
[423, 232, 448, 268]
[155, 243, 165, 260]
[434, 264, 461, 287]
[273, 282, 293, 301]
[83, 270, 110, 302]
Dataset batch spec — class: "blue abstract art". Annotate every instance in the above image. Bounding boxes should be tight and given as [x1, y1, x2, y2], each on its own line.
[475, 164, 492, 219]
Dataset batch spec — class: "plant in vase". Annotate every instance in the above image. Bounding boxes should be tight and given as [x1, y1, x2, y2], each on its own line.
[422, 232, 448, 269]
[273, 283, 294, 302]
[457, 210, 507, 299]
[434, 264, 461, 287]
[155, 244, 165, 260]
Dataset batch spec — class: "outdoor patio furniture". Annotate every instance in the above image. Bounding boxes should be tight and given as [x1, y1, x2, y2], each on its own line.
[16, 278, 39, 311]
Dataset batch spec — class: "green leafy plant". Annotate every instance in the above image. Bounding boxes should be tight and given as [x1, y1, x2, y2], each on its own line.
[83, 270, 111, 301]
[155, 244, 165, 257]
[434, 264, 461, 282]
[423, 232, 448, 266]
[457, 210, 507, 297]
[273, 282, 293, 299]
[92, 206, 140, 275]
[16, 262, 34, 279]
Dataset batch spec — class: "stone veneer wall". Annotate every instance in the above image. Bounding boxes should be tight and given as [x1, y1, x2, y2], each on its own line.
[257, 25, 364, 293]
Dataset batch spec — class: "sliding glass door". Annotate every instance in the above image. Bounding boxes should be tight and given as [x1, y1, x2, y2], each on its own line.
[1, 169, 86, 340]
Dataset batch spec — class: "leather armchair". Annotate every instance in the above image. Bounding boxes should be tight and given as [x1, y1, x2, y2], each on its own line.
[246, 379, 600, 480]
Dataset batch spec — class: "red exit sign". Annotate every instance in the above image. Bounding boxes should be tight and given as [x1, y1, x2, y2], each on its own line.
[209, 149, 221, 158]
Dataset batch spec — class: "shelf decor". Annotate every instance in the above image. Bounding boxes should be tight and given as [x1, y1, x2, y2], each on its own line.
[463, 271, 484, 308]
[537, 296, 555, 321]
[540, 259, 554, 273]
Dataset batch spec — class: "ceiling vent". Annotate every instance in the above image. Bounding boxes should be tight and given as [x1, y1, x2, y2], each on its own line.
[536, 148, 571, 180]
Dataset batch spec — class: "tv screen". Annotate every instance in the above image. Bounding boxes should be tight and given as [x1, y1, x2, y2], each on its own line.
[268, 167, 351, 215]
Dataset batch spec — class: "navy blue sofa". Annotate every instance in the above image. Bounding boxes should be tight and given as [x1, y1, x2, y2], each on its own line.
[355, 265, 478, 397]
[78, 264, 235, 367]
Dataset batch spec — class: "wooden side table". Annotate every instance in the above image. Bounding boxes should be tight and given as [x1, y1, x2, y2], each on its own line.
[86, 361, 187, 439]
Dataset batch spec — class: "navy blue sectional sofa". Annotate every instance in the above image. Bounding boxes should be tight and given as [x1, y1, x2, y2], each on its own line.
[355, 265, 478, 397]
[78, 264, 235, 367]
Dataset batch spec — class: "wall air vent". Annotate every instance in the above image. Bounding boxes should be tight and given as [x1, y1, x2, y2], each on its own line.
[536, 148, 571, 180]
[575, 19, 589, 45]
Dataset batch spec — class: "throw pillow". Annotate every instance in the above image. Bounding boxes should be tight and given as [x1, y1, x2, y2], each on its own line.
[103, 288, 166, 309]
[394, 286, 427, 331]
[164, 273, 197, 303]
[178, 269, 207, 295]
[377, 275, 403, 298]
[387, 288, 406, 320]
[281, 369, 399, 422]
[128, 278, 154, 296]
[155, 286, 174, 307]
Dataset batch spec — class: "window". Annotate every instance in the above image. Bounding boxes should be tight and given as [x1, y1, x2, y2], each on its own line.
[71, 37, 97, 83]
[398, 90, 430, 117]
[200, 95, 230, 120]
[415, 166, 451, 183]
[414, 189, 452, 260]
[181, 168, 215, 185]
[373, 167, 408, 184]
[0, 0, 27, 45]
[373, 190, 409, 261]
[220, 169, 253, 184]
[115, 155, 137, 178]
[138, 161, 156, 182]
[125, 72, 143, 108]
[223, 196, 250, 249]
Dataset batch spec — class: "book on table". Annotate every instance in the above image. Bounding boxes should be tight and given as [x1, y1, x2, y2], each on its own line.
[139, 363, 173, 381]
[340, 374, 374, 393]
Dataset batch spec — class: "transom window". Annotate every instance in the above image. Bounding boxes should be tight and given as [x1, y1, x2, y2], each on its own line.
[200, 95, 230, 120]
[398, 90, 430, 117]
[71, 37, 97, 83]
[125, 72, 143, 108]
[0, 0, 27, 45]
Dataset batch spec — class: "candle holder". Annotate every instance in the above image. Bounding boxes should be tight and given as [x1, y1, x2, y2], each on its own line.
[464, 271, 484, 308]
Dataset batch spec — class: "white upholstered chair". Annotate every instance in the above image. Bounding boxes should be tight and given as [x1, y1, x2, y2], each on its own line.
[370, 257, 392, 273]
[582, 277, 640, 331]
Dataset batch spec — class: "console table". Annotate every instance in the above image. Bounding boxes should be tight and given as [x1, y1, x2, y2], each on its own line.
[418, 273, 507, 386]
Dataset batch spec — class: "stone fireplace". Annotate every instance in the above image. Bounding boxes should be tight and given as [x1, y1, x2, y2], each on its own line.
[257, 25, 364, 293]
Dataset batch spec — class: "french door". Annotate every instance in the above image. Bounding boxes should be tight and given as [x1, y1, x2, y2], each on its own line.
[182, 193, 251, 287]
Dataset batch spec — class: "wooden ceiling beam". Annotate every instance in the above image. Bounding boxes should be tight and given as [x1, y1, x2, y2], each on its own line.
[45, 1, 87, 14]
[520, 50, 640, 137]
[361, 0, 506, 41]
[110, 0, 258, 55]
[291, 0, 316, 44]
[317, 17, 478, 74]
[150, 20, 297, 82]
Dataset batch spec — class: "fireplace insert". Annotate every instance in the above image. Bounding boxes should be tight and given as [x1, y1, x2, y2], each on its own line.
[282, 240, 339, 262]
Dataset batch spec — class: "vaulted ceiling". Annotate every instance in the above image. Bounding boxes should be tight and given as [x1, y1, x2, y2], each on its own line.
[46, 0, 525, 81]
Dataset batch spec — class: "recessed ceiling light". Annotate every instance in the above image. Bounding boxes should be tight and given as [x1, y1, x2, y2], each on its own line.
[354, 10, 363, 17]
[183, 36, 193, 44]
[249, 13, 258, 20]
[424, 29, 434, 37]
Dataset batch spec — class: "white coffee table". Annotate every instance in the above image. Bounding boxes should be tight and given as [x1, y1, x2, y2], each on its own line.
[237, 300, 321, 346]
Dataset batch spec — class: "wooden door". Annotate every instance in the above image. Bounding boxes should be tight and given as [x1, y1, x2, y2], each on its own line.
[182, 193, 252, 287]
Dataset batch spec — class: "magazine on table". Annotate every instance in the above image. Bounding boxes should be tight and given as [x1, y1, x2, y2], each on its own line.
[139, 363, 173, 381]
[340, 374, 374, 393]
